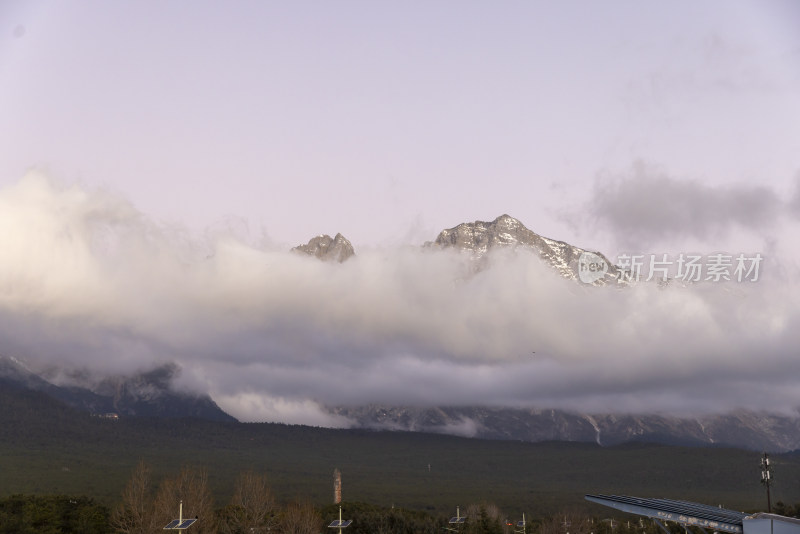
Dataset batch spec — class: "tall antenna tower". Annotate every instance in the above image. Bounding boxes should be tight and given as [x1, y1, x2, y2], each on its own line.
[761, 452, 773, 513]
[333, 468, 342, 504]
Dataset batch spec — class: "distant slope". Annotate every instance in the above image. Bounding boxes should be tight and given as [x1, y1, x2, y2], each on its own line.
[328, 405, 800, 453]
[0, 356, 236, 422]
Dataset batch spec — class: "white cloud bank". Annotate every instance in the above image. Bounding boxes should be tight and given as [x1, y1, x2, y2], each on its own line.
[1, 172, 799, 424]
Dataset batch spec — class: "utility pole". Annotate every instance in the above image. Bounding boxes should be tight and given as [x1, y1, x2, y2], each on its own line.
[761, 452, 773, 513]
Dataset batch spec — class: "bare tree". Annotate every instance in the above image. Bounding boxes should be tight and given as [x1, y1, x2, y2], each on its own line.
[464, 502, 504, 534]
[153, 465, 215, 534]
[111, 459, 155, 534]
[219, 471, 278, 534]
[482, 503, 503, 522]
[540, 509, 594, 534]
[282, 498, 323, 534]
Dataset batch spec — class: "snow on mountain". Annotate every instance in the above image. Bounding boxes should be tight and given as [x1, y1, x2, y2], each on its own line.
[428, 214, 620, 284]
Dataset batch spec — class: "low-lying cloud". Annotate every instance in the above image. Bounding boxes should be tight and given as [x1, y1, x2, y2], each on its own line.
[1, 172, 799, 425]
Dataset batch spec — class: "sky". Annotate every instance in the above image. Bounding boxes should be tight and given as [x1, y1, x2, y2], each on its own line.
[1, 1, 800, 428]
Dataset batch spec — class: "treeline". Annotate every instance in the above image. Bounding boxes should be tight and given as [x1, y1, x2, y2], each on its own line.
[110, 460, 461, 534]
[0, 460, 714, 534]
[773, 501, 800, 518]
[0, 494, 108, 534]
[0, 490, 681, 534]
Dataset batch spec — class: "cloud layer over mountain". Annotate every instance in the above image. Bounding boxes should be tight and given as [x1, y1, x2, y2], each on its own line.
[1, 172, 799, 426]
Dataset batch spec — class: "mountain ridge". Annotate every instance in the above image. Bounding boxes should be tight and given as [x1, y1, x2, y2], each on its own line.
[0, 355, 236, 422]
[326, 405, 800, 452]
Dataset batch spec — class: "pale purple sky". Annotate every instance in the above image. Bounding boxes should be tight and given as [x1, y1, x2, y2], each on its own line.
[3, 1, 799, 249]
[2, 2, 800, 425]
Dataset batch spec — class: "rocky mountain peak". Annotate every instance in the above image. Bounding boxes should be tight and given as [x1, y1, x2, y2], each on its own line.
[433, 214, 530, 254]
[292, 233, 355, 263]
[431, 214, 619, 284]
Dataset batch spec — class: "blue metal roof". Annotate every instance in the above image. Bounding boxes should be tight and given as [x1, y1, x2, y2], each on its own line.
[585, 494, 749, 533]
